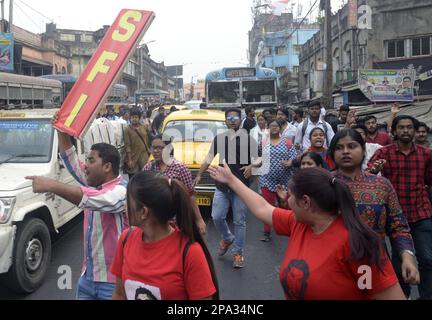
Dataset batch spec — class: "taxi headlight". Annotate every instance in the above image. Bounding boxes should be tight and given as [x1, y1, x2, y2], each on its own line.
[0, 197, 16, 224]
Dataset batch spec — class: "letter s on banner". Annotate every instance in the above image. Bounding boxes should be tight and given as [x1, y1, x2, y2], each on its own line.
[112, 10, 143, 42]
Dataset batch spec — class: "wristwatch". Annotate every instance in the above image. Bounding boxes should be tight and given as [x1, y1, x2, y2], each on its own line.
[401, 250, 415, 257]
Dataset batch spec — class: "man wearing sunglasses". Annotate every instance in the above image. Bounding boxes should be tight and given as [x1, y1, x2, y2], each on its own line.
[194, 108, 260, 269]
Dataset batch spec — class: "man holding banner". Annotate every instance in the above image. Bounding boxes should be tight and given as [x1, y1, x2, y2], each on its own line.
[26, 117, 129, 300]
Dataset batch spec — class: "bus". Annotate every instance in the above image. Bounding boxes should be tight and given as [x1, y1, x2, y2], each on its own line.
[204, 67, 278, 109]
[39, 74, 77, 101]
[0, 72, 62, 109]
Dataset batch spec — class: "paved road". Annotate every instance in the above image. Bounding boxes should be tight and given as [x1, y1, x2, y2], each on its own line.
[0, 209, 420, 300]
[0, 210, 286, 300]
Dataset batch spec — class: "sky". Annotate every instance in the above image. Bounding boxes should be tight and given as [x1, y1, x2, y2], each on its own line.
[11, 0, 344, 82]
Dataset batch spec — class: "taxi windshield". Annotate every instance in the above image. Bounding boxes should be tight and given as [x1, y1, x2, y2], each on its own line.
[0, 119, 54, 163]
[163, 120, 228, 142]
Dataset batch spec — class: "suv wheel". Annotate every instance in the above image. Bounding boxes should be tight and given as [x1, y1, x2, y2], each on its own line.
[6, 218, 51, 294]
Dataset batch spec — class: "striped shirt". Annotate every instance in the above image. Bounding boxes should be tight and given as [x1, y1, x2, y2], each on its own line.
[60, 147, 128, 283]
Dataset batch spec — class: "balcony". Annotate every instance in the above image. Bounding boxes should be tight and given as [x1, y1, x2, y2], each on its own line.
[336, 70, 358, 86]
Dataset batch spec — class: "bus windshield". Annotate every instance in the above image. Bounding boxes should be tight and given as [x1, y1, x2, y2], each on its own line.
[243, 80, 276, 103]
[0, 119, 54, 163]
[208, 82, 240, 104]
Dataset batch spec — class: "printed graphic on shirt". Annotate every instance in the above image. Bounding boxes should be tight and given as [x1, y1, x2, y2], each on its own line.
[280, 259, 310, 300]
[125, 279, 161, 300]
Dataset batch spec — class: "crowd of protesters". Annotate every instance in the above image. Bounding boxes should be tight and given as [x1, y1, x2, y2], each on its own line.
[25, 98, 432, 300]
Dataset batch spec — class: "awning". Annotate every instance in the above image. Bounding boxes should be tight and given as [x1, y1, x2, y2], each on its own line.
[22, 56, 52, 67]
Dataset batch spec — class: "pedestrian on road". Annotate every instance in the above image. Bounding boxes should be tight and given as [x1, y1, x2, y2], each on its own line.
[124, 108, 150, 180]
[368, 115, 432, 299]
[329, 129, 419, 296]
[258, 119, 300, 242]
[143, 134, 206, 235]
[208, 164, 405, 300]
[194, 108, 260, 268]
[26, 114, 128, 300]
[295, 100, 335, 150]
[111, 172, 218, 300]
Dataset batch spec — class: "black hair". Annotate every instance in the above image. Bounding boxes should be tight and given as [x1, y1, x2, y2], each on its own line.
[309, 127, 325, 140]
[391, 115, 420, 133]
[339, 105, 350, 112]
[130, 107, 142, 118]
[418, 122, 430, 133]
[127, 171, 219, 299]
[352, 124, 367, 133]
[308, 100, 321, 109]
[225, 108, 242, 118]
[90, 143, 120, 176]
[300, 152, 323, 167]
[245, 106, 254, 115]
[363, 115, 377, 123]
[328, 129, 366, 164]
[294, 109, 304, 118]
[277, 108, 290, 118]
[403, 76, 412, 81]
[288, 168, 383, 267]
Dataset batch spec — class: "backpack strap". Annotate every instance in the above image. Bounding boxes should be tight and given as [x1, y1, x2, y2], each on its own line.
[122, 227, 135, 248]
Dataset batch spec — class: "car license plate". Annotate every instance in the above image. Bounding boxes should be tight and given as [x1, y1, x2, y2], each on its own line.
[196, 196, 211, 206]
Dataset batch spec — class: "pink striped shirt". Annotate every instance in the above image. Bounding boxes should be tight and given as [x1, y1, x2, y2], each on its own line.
[60, 147, 128, 283]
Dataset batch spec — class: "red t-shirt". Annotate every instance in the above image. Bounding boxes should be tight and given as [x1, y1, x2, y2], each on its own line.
[111, 227, 216, 300]
[366, 131, 392, 146]
[272, 208, 398, 300]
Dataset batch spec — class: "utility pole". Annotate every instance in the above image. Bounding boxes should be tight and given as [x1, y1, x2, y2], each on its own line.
[323, 0, 333, 108]
[8, 0, 12, 32]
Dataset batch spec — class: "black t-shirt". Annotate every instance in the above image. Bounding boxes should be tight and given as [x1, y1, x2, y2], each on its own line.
[242, 117, 257, 133]
[209, 129, 260, 192]
[330, 118, 345, 133]
[152, 114, 165, 132]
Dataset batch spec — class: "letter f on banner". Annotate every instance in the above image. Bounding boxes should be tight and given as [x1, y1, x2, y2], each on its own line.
[87, 51, 119, 82]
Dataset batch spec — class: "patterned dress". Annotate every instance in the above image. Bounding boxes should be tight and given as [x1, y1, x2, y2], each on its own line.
[259, 138, 301, 192]
[334, 172, 415, 254]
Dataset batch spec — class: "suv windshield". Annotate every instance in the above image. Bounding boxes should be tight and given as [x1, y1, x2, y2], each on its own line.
[0, 119, 54, 163]
[164, 120, 228, 142]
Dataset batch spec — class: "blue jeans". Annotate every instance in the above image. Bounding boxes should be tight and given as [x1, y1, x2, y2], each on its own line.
[77, 275, 115, 300]
[392, 218, 432, 299]
[211, 189, 247, 255]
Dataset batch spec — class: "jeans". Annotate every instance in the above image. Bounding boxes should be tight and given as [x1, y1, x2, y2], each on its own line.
[77, 275, 115, 300]
[392, 218, 432, 299]
[211, 189, 247, 255]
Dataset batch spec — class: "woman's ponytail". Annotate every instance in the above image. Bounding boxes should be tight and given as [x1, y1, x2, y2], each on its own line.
[169, 178, 220, 300]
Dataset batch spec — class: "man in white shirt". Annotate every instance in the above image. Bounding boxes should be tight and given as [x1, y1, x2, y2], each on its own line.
[295, 100, 335, 149]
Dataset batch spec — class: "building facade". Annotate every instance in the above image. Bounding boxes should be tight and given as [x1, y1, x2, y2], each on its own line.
[298, 0, 432, 104]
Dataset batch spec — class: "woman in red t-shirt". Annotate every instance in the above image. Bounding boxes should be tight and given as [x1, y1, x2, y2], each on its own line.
[111, 172, 218, 300]
[208, 163, 405, 300]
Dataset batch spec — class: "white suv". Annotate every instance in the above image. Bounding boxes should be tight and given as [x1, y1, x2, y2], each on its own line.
[0, 109, 121, 294]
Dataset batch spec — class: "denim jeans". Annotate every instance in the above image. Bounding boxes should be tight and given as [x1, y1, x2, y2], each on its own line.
[392, 218, 432, 299]
[211, 189, 247, 255]
[77, 275, 115, 300]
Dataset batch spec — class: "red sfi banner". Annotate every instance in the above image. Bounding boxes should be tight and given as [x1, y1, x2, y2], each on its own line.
[54, 9, 155, 138]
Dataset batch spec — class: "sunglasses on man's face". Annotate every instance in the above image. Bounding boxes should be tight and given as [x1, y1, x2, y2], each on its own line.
[226, 116, 240, 121]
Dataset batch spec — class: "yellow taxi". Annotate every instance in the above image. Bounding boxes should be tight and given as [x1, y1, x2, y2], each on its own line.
[150, 105, 187, 122]
[160, 109, 227, 207]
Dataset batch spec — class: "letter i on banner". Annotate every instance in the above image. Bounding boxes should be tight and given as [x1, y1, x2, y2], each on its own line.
[53, 9, 155, 138]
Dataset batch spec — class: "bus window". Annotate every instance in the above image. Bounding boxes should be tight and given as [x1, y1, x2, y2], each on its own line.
[208, 82, 240, 104]
[242, 80, 276, 103]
